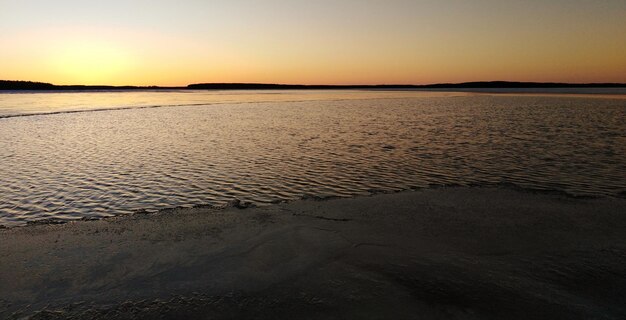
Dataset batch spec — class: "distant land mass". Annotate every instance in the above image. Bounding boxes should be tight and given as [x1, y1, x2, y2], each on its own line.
[1, 80, 626, 91]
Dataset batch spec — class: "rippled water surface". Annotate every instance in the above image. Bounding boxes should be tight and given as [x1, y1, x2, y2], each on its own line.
[1, 90, 625, 226]
[0, 90, 436, 118]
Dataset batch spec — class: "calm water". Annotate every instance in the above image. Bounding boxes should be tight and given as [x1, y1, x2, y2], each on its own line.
[0, 90, 625, 226]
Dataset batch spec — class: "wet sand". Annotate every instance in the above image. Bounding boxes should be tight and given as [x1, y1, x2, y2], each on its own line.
[1, 187, 626, 319]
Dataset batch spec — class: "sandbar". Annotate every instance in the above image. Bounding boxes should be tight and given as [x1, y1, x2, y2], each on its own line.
[1, 187, 626, 319]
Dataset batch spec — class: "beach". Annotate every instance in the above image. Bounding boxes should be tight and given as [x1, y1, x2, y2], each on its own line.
[3, 0, 626, 318]
[2, 187, 626, 319]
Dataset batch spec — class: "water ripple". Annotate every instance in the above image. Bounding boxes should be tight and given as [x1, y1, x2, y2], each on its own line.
[0, 93, 625, 226]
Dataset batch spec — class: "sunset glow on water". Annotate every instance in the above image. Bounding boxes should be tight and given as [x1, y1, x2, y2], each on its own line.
[1, 90, 624, 226]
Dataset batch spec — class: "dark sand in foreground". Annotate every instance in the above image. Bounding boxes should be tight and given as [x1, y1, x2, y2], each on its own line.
[1, 188, 626, 319]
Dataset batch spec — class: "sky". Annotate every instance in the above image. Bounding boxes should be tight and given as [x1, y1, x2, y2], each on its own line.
[1, 0, 625, 86]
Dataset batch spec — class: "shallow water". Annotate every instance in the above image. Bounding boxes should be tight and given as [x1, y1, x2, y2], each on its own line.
[0, 90, 625, 226]
[0, 90, 451, 118]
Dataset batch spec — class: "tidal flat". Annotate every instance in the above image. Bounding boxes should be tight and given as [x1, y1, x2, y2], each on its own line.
[2, 187, 626, 319]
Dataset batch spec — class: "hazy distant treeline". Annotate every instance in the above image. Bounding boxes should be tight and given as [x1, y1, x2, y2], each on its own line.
[0, 80, 56, 90]
[187, 82, 626, 90]
[1, 80, 625, 91]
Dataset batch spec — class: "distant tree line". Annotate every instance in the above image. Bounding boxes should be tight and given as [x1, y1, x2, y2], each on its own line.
[0, 80, 56, 90]
[1, 80, 625, 91]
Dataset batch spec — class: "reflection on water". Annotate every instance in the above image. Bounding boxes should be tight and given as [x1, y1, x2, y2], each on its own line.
[0, 90, 461, 118]
[0, 91, 625, 226]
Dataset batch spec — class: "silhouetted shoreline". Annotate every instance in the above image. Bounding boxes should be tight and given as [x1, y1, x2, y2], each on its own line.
[2, 80, 625, 91]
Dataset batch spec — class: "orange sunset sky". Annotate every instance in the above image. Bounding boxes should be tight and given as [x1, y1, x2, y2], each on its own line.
[1, 0, 625, 86]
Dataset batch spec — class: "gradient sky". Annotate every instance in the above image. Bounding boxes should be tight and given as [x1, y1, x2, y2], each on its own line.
[1, 0, 625, 85]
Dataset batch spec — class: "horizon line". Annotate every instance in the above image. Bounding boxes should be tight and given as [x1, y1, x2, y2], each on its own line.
[2, 80, 626, 91]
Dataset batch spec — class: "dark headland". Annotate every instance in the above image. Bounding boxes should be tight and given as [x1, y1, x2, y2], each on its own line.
[1, 80, 625, 91]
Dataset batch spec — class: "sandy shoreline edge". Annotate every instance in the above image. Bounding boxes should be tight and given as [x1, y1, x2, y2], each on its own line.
[4, 183, 621, 229]
[2, 187, 626, 319]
